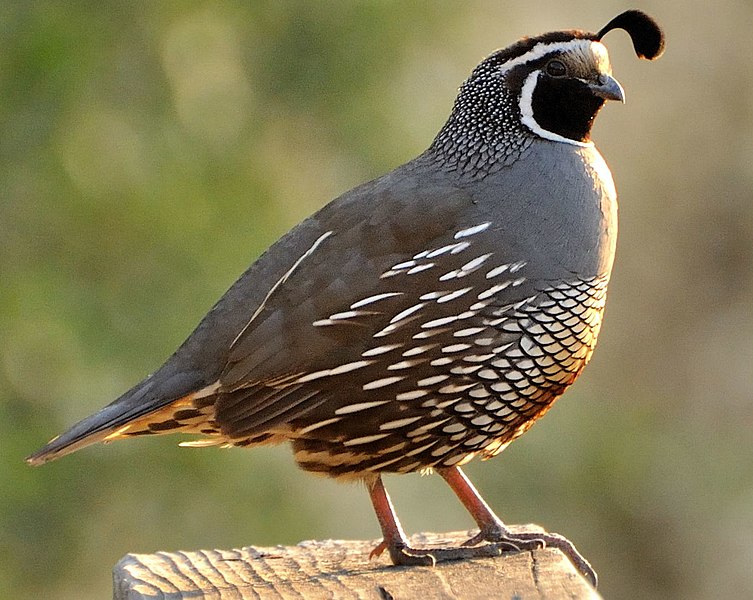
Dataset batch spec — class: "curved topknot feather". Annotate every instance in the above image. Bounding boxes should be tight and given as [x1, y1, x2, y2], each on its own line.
[597, 10, 665, 60]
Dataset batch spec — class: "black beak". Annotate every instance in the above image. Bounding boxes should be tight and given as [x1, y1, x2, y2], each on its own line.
[589, 74, 625, 103]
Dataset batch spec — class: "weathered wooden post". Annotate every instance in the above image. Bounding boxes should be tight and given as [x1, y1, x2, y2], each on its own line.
[113, 528, 601, 599]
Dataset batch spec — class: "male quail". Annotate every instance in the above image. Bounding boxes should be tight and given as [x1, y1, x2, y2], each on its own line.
[28, 10, 664, 587]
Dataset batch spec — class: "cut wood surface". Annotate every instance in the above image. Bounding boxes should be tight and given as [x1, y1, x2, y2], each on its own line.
[113, 527, 601, 599]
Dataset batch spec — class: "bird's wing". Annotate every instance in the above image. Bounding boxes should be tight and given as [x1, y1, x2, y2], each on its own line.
[210, 172, 541, 439]
[25, 165, 487, 462]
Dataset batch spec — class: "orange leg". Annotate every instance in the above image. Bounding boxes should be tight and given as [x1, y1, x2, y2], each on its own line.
[439, 466, 597, 587]
[367, 474, 525, 568]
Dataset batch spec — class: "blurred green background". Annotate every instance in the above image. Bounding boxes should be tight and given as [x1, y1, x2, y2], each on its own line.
[2, 1, 751, 598]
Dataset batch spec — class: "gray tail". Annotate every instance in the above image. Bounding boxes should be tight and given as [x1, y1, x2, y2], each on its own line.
[26, 378, 160, 466]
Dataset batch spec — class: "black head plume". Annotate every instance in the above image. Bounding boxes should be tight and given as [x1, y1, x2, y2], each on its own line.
[597, 10, 665, 60]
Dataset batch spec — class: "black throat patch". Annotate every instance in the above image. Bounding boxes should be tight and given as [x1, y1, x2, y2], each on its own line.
[530, 75, 605, 143]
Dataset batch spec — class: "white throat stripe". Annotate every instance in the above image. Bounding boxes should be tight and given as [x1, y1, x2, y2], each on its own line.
[519, 71, 593, 147]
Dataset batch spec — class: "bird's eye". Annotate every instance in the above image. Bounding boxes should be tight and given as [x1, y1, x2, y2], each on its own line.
[546, 59, 567, 77]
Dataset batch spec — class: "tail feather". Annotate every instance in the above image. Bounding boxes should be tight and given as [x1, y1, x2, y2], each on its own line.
[27, 375, 222, 466]
[26, 377, 170, 466]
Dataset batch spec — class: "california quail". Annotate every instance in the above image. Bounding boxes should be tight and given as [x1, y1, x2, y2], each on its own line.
[28, 10, 664, 587]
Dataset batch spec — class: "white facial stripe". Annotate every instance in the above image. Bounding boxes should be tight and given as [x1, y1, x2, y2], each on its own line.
[498, 38, 605, 76]
[589, 41, 612, 74]
[519, 71, 593, 147]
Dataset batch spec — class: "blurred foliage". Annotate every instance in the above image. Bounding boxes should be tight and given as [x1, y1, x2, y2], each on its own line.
[2, 1, 752, 599]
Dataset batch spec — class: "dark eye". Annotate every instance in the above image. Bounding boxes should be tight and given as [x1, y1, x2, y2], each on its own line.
[546, 59, 567, 77]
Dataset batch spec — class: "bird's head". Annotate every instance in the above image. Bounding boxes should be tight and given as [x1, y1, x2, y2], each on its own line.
[431, 10, 665, 169]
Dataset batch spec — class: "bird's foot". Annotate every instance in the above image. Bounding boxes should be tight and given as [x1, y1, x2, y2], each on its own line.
[370, 536, 538, 568]
[463, 523, 597, 588]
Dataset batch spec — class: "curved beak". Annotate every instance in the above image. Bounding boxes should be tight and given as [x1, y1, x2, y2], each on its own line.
[590, 73, 625, 103]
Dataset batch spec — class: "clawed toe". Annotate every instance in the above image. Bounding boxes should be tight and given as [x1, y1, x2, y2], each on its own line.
[371, 530, 595, 588]
[463, 528, 545, 552]
[369, 540, 388, 560]
[372, 540, 507, 567]
[386, 545, 437, 567]
[463, 527, 596, 587]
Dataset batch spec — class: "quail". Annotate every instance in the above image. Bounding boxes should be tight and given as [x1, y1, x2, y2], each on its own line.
[28, 10, 664, 587]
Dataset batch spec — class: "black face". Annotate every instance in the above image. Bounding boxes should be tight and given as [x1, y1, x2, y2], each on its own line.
[530, 68, 605, 143]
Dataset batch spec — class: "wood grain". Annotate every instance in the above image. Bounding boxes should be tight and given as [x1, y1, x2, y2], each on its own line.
[113, 528, 601, 599]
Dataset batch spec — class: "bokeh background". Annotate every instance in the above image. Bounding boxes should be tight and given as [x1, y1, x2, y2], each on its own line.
[2, 1, 751, 598]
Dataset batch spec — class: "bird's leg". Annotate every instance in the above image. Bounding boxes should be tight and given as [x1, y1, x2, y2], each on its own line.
[367, 474, 432, 566]
[438, 466, 598, 587]
[438, 466, 537, 547]
[367, 474, 504, 567]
